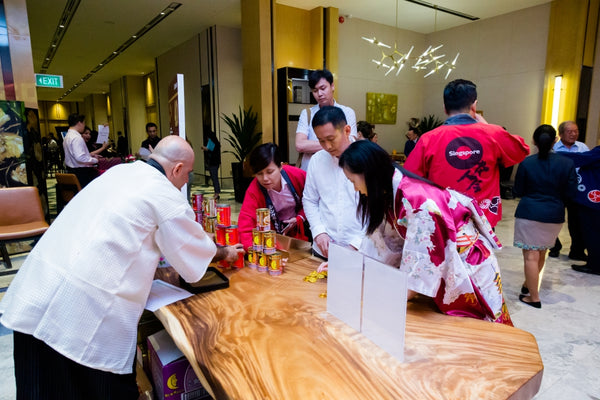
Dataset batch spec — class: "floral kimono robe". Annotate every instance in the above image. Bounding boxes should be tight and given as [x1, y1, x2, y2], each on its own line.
[361, 170, 512, 325]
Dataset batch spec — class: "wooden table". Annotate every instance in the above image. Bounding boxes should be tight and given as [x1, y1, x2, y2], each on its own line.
[154, 253, 543, 400]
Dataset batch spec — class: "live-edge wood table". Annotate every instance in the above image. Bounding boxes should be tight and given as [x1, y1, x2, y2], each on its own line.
[154, 251, 543, 400]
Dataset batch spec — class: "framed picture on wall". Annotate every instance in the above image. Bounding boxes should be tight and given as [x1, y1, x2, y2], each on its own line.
[366, 93, 398, 124]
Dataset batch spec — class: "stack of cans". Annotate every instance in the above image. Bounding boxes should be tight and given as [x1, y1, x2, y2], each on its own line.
[248, 208, 282, 276]
[213, 203, 243, 269]
[192, 193, 204, 224]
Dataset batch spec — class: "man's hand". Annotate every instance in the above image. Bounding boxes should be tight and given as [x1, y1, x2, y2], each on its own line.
[224, 243, 244, 263]
[314, 233, 331, 258]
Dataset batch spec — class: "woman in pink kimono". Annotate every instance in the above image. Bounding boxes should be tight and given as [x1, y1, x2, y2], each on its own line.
[338, 140, 512, 325]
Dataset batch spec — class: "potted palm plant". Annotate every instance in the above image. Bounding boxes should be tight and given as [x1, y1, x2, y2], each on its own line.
[221, 106, 262, 202]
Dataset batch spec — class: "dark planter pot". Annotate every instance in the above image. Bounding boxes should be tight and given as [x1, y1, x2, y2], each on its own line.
[231, 162, 252, 203]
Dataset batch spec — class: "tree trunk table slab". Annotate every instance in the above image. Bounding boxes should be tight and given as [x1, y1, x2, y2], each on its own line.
[154, 254, 543, 400]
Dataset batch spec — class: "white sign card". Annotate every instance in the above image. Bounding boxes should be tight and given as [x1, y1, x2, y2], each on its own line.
[96, 125, 109, 144]
[362, 256, 408, 362]
[327, 243, 364, 332]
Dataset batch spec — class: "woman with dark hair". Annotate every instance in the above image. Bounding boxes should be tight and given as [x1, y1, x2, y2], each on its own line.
[238, 143, 309, 248]
[513, 124, 577, 308]
[356, 121, 377, 142]
[335, 140, 512, 324]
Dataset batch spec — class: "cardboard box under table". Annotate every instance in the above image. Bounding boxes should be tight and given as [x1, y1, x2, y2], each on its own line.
[147, 329, 211, 400]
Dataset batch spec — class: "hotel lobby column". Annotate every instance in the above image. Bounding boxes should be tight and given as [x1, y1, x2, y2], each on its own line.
[241, 0, 274, 143]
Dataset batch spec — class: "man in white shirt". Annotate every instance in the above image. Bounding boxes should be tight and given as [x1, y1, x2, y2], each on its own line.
[62, 113, 99, 187]
[295, 69, 357, 170]
[303, 106, 365, 258]
[0, 136, 243, 398]
[549, 120, 590, 260]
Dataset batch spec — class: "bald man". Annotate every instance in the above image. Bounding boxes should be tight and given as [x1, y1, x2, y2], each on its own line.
[0, 135, 243, 398]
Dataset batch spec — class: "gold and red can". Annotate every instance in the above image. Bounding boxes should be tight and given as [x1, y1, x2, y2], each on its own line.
[215, 224, 227, 245]
[246, 248, 257, 269]
[192, 193, 203, 212]
[195, 211, 203, 224]
[204, 198, 216, 217]
[225, 225, 239, 245]
[268, 251, 283, 276]
[256, 208, 270, 231]
[204, 216, 217, 233]
[216, 204, 231, 226]
[252, 228, 263, 251]
[263, 230, 276, 254]
[257, 251, 268, 272]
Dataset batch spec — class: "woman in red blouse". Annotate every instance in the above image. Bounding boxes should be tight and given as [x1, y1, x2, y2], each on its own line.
[238, 143, 310, 248]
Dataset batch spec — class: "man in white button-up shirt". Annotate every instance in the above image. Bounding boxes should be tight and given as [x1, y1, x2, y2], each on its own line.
[303, 106, 365, 258]
[63, 113, 100, 187]
[0, 136, 243, 398]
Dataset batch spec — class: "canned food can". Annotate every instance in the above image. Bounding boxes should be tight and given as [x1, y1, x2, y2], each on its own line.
[256, 208, 270, 231]
[257, 252, 268, 272]
[225, 225, 239, 245]
[268, 252, 282, 276]
[246, 248, 257, 269]
[232, 252, 244, 269]
[204, 216, 217, 233]
[204, 198, 217, 217]
[263, 230, 276, 254]
[195, 211, 203, 224]
[215, 224, 227, 245]
[192, 193, 203, 212]
[252, 228, 263, 251]
[217, 204, 231, 226]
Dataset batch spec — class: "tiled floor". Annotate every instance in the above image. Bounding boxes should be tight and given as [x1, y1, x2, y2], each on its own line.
[0, 181, 599, 399]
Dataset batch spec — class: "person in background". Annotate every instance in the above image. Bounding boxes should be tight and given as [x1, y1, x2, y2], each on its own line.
[0, 136, 243, 398]
[238, 143, 308, 249]
[141, 122, 160, 151]
[403, 117, 421, 157]
[548, 120, 590, 260]
[302, 106, 365, 259]
[201, 129, 221, 199]
[295, 69, 357, 170]
[82, 126, 109, 157]
[512, 125, 577, 309]
[117, 131, 129, 157]
[62, 113, 100, 188]
[404, 79, 529, 227]
[559, 146, 600, 276]
[336, 140, 512, 324]
[357, 120, 378, 142]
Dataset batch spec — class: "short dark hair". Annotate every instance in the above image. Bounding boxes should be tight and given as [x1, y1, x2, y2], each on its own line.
[312, 106, 347, 131]
[308, 69, 334, 89]
[249, 143, 281, 174]
[146, 122, 158, 132]
[443, 79, 477, 113]
[68, 113, 85, 127]
[533, 124, 556, 160]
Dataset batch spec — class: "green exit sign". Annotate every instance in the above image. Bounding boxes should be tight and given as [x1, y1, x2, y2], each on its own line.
[35, 74, 63, 88]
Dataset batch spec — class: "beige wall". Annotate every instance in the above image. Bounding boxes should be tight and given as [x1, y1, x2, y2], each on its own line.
[156, 34, 204, 172]
[423, 4, 550, 147]
[336, 3, 550, 153]
[337, 17, 426, 154]
[124, 75, 147, 152]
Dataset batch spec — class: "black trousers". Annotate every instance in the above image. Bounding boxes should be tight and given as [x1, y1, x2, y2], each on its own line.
[551, 200, 586, 256]
[578, 205, 600, 270]
[13, 331, 138, 400]
[66, 167, 99, 188]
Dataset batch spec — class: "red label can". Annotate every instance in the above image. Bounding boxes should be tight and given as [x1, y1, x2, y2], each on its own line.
[216, 204, 231, 226]
[192, 193, 203, 212]
[225, 225, 239, 245]
[232, 252, 244, 269]
[215, 224, 227, 245]
[195, 212, 203, 224]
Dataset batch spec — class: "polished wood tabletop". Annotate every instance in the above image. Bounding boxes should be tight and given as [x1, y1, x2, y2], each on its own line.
[154, 253, 543, 400]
